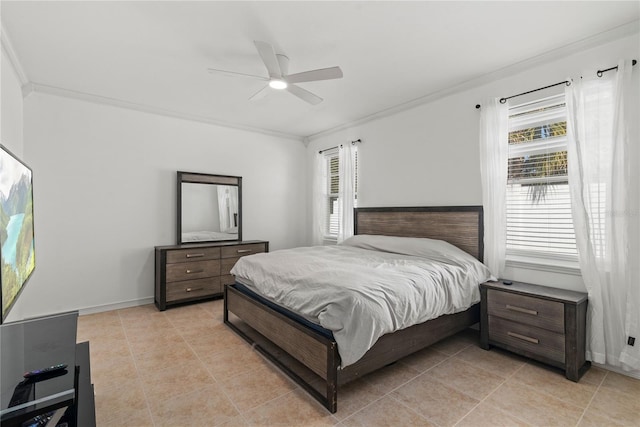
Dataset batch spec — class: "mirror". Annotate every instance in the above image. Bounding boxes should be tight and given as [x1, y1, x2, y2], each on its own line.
[177, 172, 242, 244]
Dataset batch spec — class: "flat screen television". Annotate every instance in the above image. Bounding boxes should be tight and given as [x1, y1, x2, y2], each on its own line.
[0, 144, 35, 324]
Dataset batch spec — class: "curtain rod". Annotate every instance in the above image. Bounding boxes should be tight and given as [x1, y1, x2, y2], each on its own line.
[318, 139, 361, 154]
[474, 59, 637, 109]
[597, 59, 637, 77]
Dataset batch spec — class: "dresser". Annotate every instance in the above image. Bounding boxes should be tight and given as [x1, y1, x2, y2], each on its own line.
[154, 240, 268, 311]
[480, 280, 590, 381]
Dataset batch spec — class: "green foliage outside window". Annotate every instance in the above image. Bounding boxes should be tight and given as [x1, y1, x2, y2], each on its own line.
[508, 121, 567, 203]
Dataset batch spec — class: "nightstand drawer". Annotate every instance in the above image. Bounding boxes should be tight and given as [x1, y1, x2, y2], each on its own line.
[166, 277, 221, 302]
[487, 289, 564, 334]
[488, 316, 565, 363]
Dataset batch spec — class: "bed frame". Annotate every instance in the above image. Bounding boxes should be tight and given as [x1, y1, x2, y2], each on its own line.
[223, 206, 484, 413]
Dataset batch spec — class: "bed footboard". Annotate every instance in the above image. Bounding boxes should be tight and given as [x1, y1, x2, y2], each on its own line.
[224, 284, 340, 413]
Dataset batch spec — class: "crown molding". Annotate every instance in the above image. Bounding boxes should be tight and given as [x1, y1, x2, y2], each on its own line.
[5, 16, 637, 144]
[29, 83, 304, 142]
[306, 19, 640, 142]
[21, 82, 35, 98]
[2, 21, 302, 141]
[1, 24, 29, 85]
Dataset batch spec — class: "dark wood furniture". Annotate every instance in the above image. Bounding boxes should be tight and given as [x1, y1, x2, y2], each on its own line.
[0, 312, 95, 427]
[74, 342, 96, 427]
[480, 280, 590, 381]
[224, 206, 484, 413]
[155, 240, 268, 311]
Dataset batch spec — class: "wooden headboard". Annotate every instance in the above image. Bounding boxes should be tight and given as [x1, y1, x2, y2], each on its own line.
[354, 206, 484, 261]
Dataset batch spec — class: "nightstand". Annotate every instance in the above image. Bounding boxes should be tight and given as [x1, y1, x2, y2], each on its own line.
[480, 280, 590, 381]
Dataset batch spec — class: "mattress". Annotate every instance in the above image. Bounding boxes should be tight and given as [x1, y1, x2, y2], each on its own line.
[230, 235, 494, 367]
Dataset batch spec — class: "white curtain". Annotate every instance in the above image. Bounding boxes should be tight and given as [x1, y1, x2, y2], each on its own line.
[566, 59, 639, 371]
[217, 186, 230, 230]
[479, 98, 509, 278]
[311, 152, 327, 245]
[338, 143, 356, 243]
[228, 186, 239, 230]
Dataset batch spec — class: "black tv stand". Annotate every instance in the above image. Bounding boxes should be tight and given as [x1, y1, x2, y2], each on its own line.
[0, 312, 96, 427]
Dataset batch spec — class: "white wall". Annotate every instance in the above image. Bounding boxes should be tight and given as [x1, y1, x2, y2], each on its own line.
[8, 93, 306, 319]
[1, 44, 26, 322]
[1, 46, 24, 156]
[307, 34, 640, 293]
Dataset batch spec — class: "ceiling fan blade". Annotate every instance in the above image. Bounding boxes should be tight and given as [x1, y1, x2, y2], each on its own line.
[248, 84, 270, 101]
[285, 66, 343, 84]
[207, 68, 268, 81]
[287, 84, 323, 105]
[254, 41, 282, 78]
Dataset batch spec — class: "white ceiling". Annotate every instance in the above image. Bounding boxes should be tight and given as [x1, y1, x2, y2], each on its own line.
[2, 1, 639, 140]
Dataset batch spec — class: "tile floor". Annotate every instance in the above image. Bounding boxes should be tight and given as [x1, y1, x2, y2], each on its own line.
[77, 299, 640, 426]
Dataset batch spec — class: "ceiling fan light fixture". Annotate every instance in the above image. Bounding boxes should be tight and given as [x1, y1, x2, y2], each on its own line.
[269, 79, 288, 90]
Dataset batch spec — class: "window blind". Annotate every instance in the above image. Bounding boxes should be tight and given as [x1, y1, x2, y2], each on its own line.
[506, 94, 577, 259]
[325, 148, 358, 237]
[328, 153, 339, 236]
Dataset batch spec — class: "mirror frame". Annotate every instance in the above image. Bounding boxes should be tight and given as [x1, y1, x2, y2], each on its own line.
[177, 171, 242, 245]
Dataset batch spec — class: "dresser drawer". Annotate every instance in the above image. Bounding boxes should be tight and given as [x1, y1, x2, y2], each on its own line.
[221, 257, 240, 276]
[166, 247, 221, 264]
[166, 277, 222, 302]
[487, 289, 564, 334]
[221, 274, 235, 287]
[489, 316, 565, 363]
[221, 243, 266, 259]
[166, 259, 220, 282]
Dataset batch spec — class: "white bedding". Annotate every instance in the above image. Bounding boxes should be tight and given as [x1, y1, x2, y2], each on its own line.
[182, 230, 238, 242]
[231, 235, 494, 367]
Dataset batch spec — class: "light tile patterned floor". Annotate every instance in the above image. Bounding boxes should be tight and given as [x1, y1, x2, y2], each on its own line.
[78, 300, 640, 426]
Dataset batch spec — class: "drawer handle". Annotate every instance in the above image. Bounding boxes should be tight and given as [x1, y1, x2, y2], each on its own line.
[237, 249, 252, 254]
[185, 269, 204, 274]
[508, 331, 539, 344]
[185, 287, 203, 292]
[506, 304, 538, 316]
[186, 253, 205, 258]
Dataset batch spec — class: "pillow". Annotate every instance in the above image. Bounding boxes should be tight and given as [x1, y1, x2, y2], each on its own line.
[340, 234, 495, 279]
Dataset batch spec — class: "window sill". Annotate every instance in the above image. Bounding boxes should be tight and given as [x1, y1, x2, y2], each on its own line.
[506, 254, 582, 276]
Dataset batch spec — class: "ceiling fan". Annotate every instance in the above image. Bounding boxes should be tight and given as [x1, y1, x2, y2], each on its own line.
[207, 41, 343, 105]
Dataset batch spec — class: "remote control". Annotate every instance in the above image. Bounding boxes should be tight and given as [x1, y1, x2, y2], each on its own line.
[23, 364, 67, 379]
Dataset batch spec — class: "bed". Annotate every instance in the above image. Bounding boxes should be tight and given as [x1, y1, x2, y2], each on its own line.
[181, 229, 238, 242]
[223, 206, 486, 413]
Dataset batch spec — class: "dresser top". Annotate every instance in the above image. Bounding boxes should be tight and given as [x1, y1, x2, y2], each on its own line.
[155, 240, 268, 250]
[481, 280, 588, 305]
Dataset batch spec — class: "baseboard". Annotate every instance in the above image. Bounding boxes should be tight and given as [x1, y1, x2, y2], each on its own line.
[593, 362, 640, 380]
[78, 297, 154, 315]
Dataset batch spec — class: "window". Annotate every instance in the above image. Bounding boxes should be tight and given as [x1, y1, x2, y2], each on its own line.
[324, 147, 358, 238]
[506, 94, 578, 266]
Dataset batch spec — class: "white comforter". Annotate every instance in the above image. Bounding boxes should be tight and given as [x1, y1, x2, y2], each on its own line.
[230, 235, 494, 367]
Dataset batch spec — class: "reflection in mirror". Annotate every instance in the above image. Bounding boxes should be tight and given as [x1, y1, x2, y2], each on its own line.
[177, 172, 242, 244]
